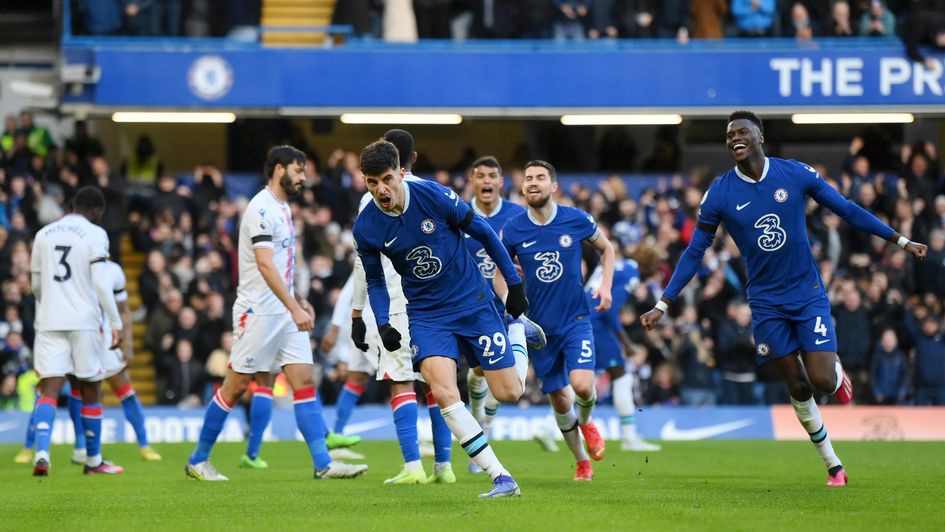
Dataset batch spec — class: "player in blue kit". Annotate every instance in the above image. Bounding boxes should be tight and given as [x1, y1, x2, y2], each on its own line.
[585, 245, 661, 452]
[641, 111, 928, 487]
[462, 156, 546, 437]
[353, 140, 530, 498]
[502, 160, 616, 481]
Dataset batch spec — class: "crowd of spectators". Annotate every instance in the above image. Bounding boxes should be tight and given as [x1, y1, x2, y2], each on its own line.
[71, 0, 945, 63]
[1, 108, 944, 411]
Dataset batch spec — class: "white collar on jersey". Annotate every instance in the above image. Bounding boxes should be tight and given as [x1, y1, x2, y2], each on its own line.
[472, 197, 503, 218]
[373, 177, 412, 217]
[264, 186, 288, 205]
[734, 157, 770, 184]
[527, 202, 558, 226]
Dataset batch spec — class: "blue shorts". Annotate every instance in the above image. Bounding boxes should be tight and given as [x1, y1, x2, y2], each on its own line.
[408, 303, 514, 372]
[751, 297, 837, 365]
[531, 320, 595, 394]
[592, 323, 623, 371]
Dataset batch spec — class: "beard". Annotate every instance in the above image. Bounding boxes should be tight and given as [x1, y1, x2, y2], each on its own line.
[526, 192, 551, 209]
[281, 174, 303, 197]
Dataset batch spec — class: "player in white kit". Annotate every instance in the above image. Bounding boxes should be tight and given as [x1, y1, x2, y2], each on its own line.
[185, 145, 367, 481]
[29, 187, 124, 476]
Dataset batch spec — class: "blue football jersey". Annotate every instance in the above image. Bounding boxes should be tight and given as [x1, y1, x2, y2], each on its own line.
[698, 157, 853, 306]
[586, 258, 639, 333]
[464, 198, 526, 279]
[503, 204, 599, 332]
[353, 179, 498, 323]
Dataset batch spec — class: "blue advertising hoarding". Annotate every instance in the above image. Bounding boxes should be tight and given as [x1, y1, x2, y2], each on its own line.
[62, 41, 945, 111]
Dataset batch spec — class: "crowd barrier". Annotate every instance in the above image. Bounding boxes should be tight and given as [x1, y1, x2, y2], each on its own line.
[2, 405, 943, 445]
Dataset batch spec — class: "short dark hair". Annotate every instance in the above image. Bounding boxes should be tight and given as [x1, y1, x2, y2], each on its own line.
[524, 160, 557, 181]
[728, 110, 764, 134]
[382, 129, 414, 169]
[72, 186, 105, 214]
[471, 156, 502, 175]
[264, 145, 306, 179]
[360, 139, 400, 177]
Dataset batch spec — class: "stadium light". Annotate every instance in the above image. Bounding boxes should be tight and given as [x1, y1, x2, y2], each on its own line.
[560, 114, 683, 126]
[339, 113, 463, 125]
[111, 112, 237, 123]
[790, 113, 914, 125]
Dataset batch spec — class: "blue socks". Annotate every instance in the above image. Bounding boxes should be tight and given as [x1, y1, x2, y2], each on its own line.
[34, 396, 57, 459]
[293, 387, 331, 470]
[116, 383, 149, 447]
[334, 381, 364, 434]
[246, 387, 273, 460]
[426, 390, 452, 464]
[68, 389, 86, 451]
[189, 389, 233, 465]
[24, 398, 38, 449]
[391, 392, 420, 463]
[81, 403, 104, 465]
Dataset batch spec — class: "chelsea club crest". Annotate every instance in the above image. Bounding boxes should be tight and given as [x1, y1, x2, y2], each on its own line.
[421, 219, 436, 234]
[559, 234, 573, 248]
[774, 189, 789, 203]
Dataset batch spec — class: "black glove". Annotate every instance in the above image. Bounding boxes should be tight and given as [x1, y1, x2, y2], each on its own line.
[351, 316, 369, 352]
[378, 323, 402, 352]
[505, 282, 528, 319]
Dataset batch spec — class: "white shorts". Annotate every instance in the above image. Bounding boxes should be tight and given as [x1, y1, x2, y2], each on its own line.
[34, 330, 107, 382]
[230, 312, 313, 374]
[370, 312, 421, 383]
[102, 347, 126, 379]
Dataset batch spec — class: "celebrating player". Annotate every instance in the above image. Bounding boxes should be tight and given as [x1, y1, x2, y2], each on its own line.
[354, 139, 528, 498]
[185, 145, 367, 481]
[501, 160, 615, 481]
[641, 110, 928, 487]
[462, 156, 546, 437]
[585, 245, 660, 452]
[29, 187, 124, 476]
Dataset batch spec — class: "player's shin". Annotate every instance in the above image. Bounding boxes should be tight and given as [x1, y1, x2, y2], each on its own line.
[612, 374, 638, 441]
[466, 368, 488, 422]
[442, 401, 509, 480]
[554, 408, 589, 462]
[391, 392, 421, 470]
[81, 402, 105, 467]
[293, 387, 332, 471]
[508, 322, 529, 391]
[791, 397, 842, 471]
[575, 387, 597, 425]
[24, 398, 38, 449]
[426, 390, 453, 465]
[189, 389, 234, 465]
[68, 388, 86, 451]
[116, 383, 150, 448]
[482, 389, 500, 433]
[33, 396, 58, 462]
[334, 381, 364, 434]
[246, 387, 273, 460]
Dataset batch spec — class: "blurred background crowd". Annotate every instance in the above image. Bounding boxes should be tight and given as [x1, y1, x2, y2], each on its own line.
[1, 106, 944, 412]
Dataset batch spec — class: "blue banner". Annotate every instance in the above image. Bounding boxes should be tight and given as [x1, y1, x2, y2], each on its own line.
[0, 405, 775, 445]
[62, 41, 945, 110]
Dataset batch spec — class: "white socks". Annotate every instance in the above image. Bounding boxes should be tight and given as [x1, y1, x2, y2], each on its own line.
[508, 322, 529, 393]
[441, 401, 509, 480]
[612, 374, 638, 441]
[575, 387, 597, 426]
[554, 407, 589, 462]
[483, 389, 500, 433]
[791, 397, 842, 470]
[467, 368, 487, 423]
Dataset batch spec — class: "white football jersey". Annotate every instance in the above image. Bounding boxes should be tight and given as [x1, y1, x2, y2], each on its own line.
[31, 214, 111, 331]
[234, 187, 296, 316]
[351, 177, 414, 316]
[102, 261, 128, 351]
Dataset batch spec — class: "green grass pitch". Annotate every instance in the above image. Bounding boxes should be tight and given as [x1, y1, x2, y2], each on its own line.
[2, 440, 943, 531]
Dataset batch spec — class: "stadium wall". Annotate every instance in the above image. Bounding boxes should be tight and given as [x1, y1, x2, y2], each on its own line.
[2, 406, 943, 445]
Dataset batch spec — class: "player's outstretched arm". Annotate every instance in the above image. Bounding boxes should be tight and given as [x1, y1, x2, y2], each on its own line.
[806, 169, 928, 261]
[589, 232, 615, 312]
[462, 212, 528, 317]
[641, 226, 717, 331]
[254, 247, 313, 332]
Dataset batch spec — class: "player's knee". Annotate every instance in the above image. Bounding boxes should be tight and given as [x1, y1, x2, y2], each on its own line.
[809, 372, 837, 394]
[571, 381, 594, 399]
[787, 381, 813, 401]
[490, 385, 521, 404]
[429, 382, 460, 406]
